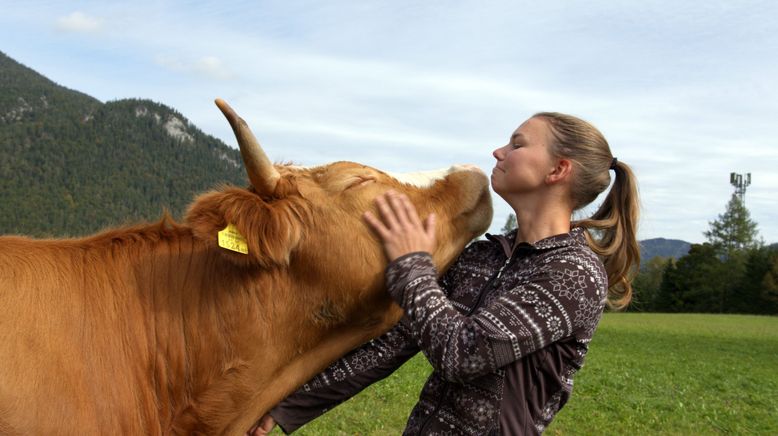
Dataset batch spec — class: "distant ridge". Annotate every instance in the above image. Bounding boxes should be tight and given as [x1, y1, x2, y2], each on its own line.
[0, 51, 247, 237]
[639, 238, 691, 265]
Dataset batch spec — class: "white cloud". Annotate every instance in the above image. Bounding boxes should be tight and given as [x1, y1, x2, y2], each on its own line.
[56, 11, 102, 33]
[194, 56, 234, 80]
[155, 54, 233, 80]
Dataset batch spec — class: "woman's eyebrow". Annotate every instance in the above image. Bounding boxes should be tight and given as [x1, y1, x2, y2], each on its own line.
[511, 132, 525, 142]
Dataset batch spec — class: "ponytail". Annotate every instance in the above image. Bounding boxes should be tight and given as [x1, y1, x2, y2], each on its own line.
[574, 161, 640, 310]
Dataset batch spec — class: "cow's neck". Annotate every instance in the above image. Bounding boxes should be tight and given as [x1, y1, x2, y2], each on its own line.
[125, 229, 398, 435]
[112, 229, 253, 434]
[218, 300, 403, 435]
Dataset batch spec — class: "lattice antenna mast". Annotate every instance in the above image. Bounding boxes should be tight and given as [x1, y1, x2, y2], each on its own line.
[729, 172, 751, 205]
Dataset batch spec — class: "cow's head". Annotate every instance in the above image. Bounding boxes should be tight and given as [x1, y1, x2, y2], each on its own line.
[186, 99, 492, 326]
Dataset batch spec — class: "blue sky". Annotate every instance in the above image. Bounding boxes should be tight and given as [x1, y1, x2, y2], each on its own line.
[2, 0, 776, 243]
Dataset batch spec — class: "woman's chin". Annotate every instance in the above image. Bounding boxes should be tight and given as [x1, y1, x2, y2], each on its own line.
[489, 177, 503, 195]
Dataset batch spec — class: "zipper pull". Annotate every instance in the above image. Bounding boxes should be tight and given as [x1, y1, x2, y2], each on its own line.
[495, 256, 511, 280]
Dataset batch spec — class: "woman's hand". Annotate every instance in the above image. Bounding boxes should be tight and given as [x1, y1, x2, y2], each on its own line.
[363, 190, 437, 262]
[246, 414, 276, 436]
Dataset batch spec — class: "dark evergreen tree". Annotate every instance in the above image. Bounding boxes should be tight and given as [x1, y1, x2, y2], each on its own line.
[631, 256, 670, 311]
[501, 213, 517, 234]
[756, 250, 778, 314]
[699, 190, 771, 314]
[732, 248, 777, 314]
[704, 193, 761, 258]
[655, 244, 731, 313]
[654, 259, 682, 312]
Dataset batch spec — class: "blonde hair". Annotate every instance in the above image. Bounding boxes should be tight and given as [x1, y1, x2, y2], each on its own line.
[534, 112, 640, 310]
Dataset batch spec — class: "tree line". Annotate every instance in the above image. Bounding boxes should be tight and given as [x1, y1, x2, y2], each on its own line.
[500, 194, 777, 314]
[632, 194, 777, 314]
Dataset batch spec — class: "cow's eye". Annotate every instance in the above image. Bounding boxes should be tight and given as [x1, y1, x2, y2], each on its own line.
[345, 176, 376, 190]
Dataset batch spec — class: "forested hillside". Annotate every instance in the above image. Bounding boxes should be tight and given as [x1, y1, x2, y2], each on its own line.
[0, 51, 247, 237]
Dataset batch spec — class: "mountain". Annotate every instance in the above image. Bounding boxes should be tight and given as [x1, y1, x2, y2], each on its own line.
[1, 51, 764, 253]
[0, 51, 247, 237]
[639, 238, 691, 265]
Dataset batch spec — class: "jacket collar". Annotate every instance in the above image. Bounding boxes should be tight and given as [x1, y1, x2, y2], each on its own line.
[485, 227, 587, 258]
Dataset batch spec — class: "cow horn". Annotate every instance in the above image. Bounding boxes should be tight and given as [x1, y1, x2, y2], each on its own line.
[215, 98, 280, 196]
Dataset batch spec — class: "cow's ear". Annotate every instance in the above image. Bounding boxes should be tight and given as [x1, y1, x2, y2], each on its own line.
[186, 187, 304, 268]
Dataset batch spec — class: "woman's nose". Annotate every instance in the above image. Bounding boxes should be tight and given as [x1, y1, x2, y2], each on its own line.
[493, 146, 504, 160]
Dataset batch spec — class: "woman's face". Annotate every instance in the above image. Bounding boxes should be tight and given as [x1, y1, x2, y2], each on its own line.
[491, 117, 556, 197]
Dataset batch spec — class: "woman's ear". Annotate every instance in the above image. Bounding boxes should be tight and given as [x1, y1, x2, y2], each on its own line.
[546, 158, 573, 184]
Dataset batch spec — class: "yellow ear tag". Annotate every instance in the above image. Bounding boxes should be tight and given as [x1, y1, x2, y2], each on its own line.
[218, 223, 249, 254]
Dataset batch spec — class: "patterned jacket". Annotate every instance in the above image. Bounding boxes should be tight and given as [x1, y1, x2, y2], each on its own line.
[270, 228, 608, 435]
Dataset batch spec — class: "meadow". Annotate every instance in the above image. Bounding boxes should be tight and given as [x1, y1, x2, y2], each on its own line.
[276, 313, 778, 435]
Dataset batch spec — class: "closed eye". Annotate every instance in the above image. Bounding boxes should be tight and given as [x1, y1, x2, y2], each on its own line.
[345, 176, 376, 190]
[510, 132, 525, 148]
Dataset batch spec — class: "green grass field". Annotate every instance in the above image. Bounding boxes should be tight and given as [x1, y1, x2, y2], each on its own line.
[279, 313, 778, 435]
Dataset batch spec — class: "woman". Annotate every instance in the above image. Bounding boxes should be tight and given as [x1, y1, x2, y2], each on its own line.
[250, 112, 639, 435]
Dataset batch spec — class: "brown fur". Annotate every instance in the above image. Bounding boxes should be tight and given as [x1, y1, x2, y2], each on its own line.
[0, 161, 492, 435]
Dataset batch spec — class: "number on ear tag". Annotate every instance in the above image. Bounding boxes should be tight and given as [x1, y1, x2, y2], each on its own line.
[218, 223, 249, 254]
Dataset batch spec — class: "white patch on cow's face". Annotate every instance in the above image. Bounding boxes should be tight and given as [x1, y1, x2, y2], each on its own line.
[386, 165, 481, 188]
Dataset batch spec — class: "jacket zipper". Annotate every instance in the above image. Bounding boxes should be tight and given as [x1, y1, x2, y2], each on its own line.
[468, 254, 514, 315]
[418, 252, 516, 434]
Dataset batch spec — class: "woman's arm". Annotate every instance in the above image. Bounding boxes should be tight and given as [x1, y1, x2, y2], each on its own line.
[385, 251, 603, 382]
[265, 320, 419, 433]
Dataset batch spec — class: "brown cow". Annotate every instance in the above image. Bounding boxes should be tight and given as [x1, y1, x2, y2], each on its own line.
[0, 99, 492, 435]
